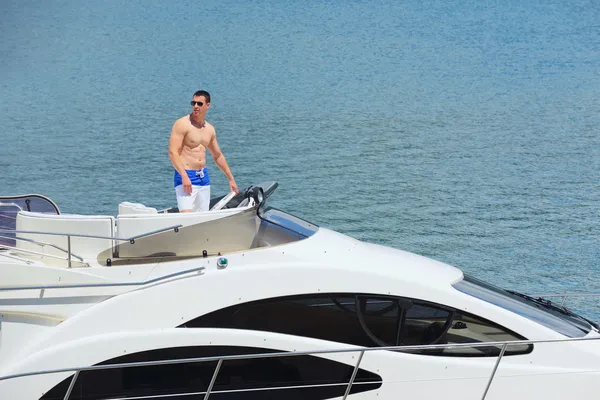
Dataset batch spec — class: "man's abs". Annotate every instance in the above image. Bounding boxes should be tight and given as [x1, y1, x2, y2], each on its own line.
[180, 147, 207, 170]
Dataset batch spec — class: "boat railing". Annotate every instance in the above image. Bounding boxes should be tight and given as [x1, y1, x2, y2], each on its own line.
[0, 336, 598, 400]
[0, 225, 182, 268]
[0, 265, 205, 292]
[0, 234, 86, 263]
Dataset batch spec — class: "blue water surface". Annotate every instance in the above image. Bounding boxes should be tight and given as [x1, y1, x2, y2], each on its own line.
[1, 0, 598, 318]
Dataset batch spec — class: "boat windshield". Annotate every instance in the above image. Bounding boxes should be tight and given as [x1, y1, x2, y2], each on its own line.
[258, 204, 319, 239]
[453, 274, 594, 338]
[0, 194, 60, 247]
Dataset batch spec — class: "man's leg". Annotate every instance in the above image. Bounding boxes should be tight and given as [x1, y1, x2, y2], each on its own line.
[193, 185, 211, 211]
[175, 185, 196, 213]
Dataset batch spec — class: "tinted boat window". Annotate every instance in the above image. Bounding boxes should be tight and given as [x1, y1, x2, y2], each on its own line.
[454, 274, 591, 338]
[39, 346, 381, 400]
[190, 296, 374, 347]
[182, 294, 531, 357]
[259, 207, 319, 238]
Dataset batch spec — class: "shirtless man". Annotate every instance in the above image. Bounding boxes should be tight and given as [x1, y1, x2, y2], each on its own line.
[168, 90, 238, 212]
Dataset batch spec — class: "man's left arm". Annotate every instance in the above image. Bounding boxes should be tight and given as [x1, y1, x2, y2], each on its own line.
[207, 132, 239, 194]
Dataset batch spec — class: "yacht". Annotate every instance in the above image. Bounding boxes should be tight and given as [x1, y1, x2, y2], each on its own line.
[0, 181, 598, 400]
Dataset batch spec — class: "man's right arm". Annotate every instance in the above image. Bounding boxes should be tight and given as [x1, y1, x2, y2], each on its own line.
[168, 120, 192, 194]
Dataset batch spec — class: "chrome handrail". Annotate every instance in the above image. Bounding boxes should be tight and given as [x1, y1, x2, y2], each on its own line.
[0, 235, 84, 262]
[480, 343, 507, 399]
[0, 265, 205, 291]
[0, 225, 183, 243]
[0, 336, 598, 400]
[342, 350, 364, 400]
[0, 225, 182, 268]
[0, 245, 86, 265]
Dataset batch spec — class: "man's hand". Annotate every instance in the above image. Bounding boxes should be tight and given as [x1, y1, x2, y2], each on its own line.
[229, 179, 239, 194]
[183, 175, 193, 195]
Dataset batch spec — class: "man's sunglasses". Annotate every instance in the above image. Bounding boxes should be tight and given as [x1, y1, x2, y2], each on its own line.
[190, 101, 204, 107]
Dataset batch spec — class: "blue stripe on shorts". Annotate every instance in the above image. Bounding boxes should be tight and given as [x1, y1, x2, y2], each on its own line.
[174, 168, 210, 187]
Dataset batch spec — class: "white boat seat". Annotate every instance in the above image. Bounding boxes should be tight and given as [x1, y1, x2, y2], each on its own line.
[116, 206, 252, 239]
[116, 206, 256, 258]
[15, 211, 115, 262]
[118, 202, 158, 215]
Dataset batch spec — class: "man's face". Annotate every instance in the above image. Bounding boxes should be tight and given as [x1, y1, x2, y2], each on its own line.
[190, 96, 209, 115]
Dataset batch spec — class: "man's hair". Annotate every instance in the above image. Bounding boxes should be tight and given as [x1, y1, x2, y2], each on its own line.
[193, 90, 211, 103]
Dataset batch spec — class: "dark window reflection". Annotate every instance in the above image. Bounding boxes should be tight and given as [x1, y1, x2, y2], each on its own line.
[183, 293, 532, 357]
[40, 346, 381, 400]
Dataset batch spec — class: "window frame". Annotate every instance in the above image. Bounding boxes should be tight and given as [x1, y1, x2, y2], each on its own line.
[180, 293, 533, 357]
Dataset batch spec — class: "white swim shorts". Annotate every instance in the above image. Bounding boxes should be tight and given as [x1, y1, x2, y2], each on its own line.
[175, 184, 211, 212]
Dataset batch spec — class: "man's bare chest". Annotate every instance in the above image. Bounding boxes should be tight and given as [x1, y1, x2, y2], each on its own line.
[184, 129, 210, 149]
